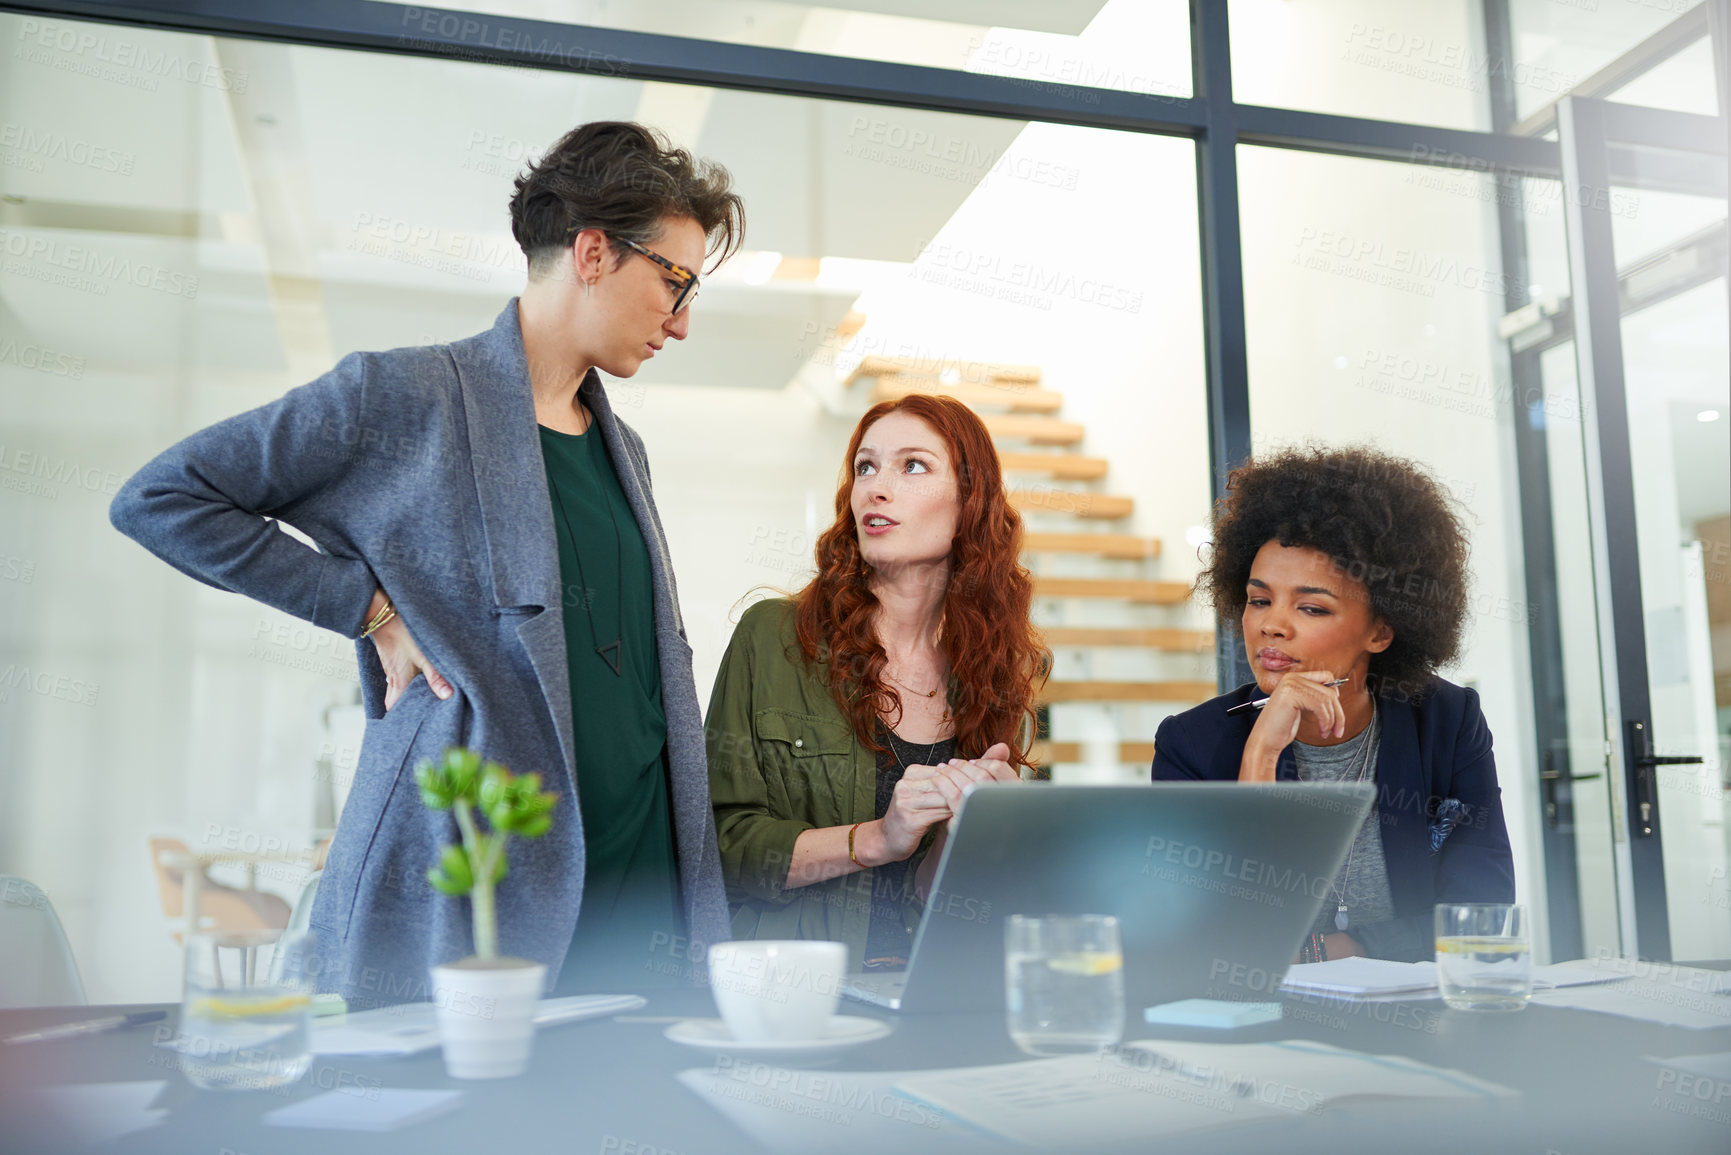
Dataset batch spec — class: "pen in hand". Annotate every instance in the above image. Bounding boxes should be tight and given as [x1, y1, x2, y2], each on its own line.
[1225, 677, 1351, 716]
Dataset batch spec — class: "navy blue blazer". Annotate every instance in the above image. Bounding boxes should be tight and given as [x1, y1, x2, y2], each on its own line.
[1151, 679, 1515, 961]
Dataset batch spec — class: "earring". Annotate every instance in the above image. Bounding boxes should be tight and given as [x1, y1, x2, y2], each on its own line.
[583, 279, 593, 300]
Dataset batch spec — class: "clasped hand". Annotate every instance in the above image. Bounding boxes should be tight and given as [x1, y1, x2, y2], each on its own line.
[876, 742, 1018, 860]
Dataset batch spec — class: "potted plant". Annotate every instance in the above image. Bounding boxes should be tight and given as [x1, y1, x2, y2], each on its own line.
[416, 746, 558, 1079]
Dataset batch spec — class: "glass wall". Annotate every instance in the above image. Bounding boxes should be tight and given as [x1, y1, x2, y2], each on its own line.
[1230, 0, 1494, 130]
[1228, 0, 1718, 131]
[1237, 145, 1549, 954]
[0, 11, 1210, 1002]
[1509, 0, 1718, 118]
[395, 0, 1193, 97]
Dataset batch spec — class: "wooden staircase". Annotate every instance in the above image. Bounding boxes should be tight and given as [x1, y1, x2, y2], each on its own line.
[848, 356, 1215, 765]
[1032, 740, 1158, 766]
[1000, 452, 1109, 481]
[1024, 533, 1162, 560]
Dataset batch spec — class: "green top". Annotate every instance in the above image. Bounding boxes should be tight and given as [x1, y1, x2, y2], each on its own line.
[705, 598, 935, 969]
[539, 423, 680, 989]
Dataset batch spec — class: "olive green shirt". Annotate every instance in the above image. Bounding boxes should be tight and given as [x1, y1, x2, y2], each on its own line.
[705, 598, 933, 969]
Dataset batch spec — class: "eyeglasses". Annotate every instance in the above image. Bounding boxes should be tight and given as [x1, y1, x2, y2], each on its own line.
[612, 235, 700, 314]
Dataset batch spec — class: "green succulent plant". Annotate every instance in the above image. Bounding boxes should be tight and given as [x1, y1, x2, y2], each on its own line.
[415, 746, 558, 960]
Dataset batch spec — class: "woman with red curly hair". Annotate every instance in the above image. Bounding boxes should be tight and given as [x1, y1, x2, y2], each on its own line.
[705, 395, 1044, 969]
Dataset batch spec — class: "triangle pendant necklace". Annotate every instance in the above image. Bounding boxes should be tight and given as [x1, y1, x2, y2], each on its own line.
[596, 640, 623, 677]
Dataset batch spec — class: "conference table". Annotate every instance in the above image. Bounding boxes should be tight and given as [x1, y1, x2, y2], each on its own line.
[3, 976, 1728, 1155]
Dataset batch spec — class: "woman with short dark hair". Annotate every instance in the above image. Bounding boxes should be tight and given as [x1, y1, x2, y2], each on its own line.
[1152, 446, 1514, 963]
[111, 122, 744, 1001]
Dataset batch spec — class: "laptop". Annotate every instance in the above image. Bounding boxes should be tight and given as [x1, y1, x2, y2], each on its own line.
[841, 781, 1375, 1013]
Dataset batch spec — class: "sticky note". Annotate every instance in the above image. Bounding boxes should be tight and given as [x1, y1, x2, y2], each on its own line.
[263, 1089, 463, 1131]
[1142, 999, 1283, 1029]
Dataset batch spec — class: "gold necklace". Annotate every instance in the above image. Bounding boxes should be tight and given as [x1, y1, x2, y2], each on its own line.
[884, 670, 941, 698]
[884, 670, 951, 721]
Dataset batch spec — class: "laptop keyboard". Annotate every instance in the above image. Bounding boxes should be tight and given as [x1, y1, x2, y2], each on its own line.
[840, 972, 907, 1009]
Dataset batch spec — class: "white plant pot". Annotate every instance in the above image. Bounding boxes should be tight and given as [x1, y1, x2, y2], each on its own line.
[430, 957, 546, 1079]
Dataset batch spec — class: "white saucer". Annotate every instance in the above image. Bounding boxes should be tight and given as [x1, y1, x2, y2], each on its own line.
[663, 1015, 892, 1055]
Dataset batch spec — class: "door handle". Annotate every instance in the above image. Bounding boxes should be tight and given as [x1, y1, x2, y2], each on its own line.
[1538, 748, 1603, 830]
[1626, 720, 1704, 837]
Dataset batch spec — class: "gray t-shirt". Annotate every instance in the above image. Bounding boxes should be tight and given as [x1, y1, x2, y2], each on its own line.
[1293, 707, 1395, 936]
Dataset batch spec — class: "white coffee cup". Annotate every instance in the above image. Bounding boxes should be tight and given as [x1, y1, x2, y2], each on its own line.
[707, 940, 846, 1043]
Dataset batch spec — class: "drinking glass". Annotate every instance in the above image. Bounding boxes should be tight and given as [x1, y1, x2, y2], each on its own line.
[175, 930, 315, 1090]
[1005, 914, 1125, 1055]
[1435, 903, 1531, 1011]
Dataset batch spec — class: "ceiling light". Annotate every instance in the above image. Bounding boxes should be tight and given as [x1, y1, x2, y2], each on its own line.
[1698, 409, 1721, 423]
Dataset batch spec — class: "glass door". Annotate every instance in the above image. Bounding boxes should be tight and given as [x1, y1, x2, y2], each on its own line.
[1613, 201, 1730, 962]
[1552, 95, 1729, 961]
[1535, 337, 1626, 961]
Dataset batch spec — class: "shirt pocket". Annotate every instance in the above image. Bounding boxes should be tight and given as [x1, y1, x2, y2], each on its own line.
[753, 707, 859, 824]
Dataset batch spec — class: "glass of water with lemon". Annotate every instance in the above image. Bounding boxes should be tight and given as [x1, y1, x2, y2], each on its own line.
[1005, 914, 1125, 1055]
[174, 930, 316, 1090]
[1435, 903, 1531, 1012]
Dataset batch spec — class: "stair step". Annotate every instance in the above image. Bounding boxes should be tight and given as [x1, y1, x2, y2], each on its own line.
[846, 355, 1041, 386]
[981, 414, 1084, 445]
[1041, 626, 1212, 649]
[1039, 680, 1217, 704]
[1009, 490, 1134, 520]
[1032, 740, 1157, 765]
[1033, 577, 1192, 605]
[871, 376, 1063, 414]
[1023, 532, 1162, 560]
[999, 452, 1108, 481]
[829, 311, 869, 344]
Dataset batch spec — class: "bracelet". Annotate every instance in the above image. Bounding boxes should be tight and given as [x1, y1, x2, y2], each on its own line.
[360, 599, 397, 639]
[1304, 932, 1329, 964]
[848, 822, 864, 867]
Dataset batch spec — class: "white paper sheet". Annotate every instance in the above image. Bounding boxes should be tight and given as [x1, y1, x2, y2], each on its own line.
[310, 994, 646, 1056]
[1530, 960, 1645, 989]
[1531, 980, 1731, 1029]
[1643, 1051, 1731, 1081]
[1553, 957, 1731, 993]
[895, 1051, 1279, 1146]
[678, 1040, 1515, 1152]
[263, 1088, 464, 1131]
[1280, 958, 1438, 996]
[893, 1039, 1516, 1148]
[1281, 957, 1652, 1002]
[34, 1081, 168, 1146]
[676, 1062, 988, 1155]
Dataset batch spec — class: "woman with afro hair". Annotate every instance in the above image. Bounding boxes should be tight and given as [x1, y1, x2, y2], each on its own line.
[1153, 446, 1514, 963]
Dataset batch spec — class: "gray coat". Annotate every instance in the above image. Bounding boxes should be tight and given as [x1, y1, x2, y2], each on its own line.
[110, 300, 730, 1005]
